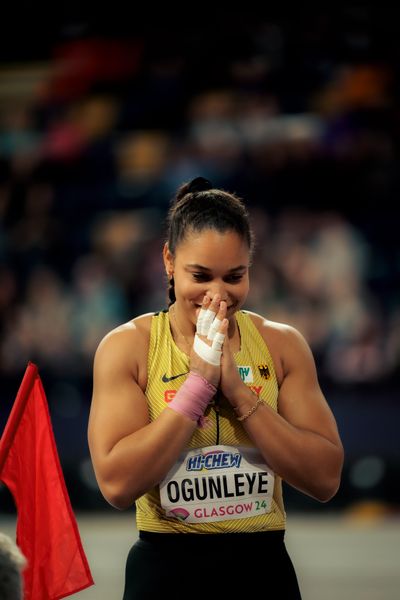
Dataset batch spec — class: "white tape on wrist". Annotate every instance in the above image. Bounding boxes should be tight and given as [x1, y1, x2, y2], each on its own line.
[194, 334, 223, 366]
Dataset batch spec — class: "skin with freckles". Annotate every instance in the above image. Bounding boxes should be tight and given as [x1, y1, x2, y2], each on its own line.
[88, 227, 344, 509]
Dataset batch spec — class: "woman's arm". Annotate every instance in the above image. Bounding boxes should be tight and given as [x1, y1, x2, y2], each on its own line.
[88, 323, 198, 510]
[88, 297, 227, 510]
[221, 318, 344, 502]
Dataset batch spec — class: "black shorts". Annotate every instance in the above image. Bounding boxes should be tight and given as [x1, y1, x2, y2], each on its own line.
[123, 529, 301, 599]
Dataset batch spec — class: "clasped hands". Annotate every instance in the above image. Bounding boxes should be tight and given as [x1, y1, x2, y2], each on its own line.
[190, 295, 243, 401]
[194, 294, 227, 365]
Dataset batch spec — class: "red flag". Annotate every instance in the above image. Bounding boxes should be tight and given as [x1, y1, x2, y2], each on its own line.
[0, 362, 94, 599]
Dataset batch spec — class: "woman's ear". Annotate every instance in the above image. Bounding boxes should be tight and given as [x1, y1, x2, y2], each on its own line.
[163, 242, 174, 277]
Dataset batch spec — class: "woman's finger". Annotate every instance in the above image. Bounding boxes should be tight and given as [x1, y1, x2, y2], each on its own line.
[206, 301, 227, 341]
[196, 295, 210, 334]
[219, 316, 229, 334]
[208, 293, 221, 313]
[211, 318, 228, 351]
[197, 294, 220, 335]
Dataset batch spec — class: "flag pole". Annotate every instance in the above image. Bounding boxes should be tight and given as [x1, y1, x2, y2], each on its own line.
[0, 362, 38, 474]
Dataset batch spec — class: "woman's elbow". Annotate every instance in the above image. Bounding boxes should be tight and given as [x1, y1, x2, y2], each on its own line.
[314, 474, 341, 503]
[315, 446, 344, 503]
[90, 453, 140, 509]
[100, 480, 137, 511]
[91, 461, 139, 510]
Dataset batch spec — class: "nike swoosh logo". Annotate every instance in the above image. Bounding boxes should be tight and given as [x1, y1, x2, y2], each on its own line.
[162, 372, 189, 383]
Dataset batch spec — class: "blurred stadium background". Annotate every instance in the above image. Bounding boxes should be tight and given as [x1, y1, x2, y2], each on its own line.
[0, 6, 399, 599]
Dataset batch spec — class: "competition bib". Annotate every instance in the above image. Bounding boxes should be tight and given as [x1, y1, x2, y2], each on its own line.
[159, 445, 274, 523]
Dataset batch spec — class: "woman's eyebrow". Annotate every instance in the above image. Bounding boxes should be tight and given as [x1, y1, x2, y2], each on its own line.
[185, 264, 211, 271]
[185, 264, 247, 272]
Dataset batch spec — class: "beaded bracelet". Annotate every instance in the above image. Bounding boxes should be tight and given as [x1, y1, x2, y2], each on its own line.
[236, 397, 264, 422]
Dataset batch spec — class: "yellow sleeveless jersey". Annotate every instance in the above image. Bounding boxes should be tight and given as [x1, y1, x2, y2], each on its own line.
[135, 309, 286, 533]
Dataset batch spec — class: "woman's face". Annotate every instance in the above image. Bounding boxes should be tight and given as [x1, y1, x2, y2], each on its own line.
[164, 228, 250, 324]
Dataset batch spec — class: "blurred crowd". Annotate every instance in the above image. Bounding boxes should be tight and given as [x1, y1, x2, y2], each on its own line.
[0, 12, 399, 386]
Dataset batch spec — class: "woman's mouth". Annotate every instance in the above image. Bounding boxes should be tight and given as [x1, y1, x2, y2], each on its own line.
[193, 303, 235, 310]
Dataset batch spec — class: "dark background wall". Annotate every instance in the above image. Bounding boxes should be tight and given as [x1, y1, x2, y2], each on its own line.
[0, 6, 399, 513]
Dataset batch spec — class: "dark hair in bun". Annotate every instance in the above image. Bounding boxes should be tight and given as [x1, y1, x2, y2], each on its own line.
[167, 177, 254, 254]
[166, 177, 254, 305]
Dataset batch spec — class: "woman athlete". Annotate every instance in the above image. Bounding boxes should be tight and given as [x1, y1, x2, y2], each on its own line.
[88, 177, 344, 599]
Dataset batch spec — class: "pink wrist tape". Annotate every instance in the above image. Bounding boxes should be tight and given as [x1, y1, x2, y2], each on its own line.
[168, 372, 216, 424]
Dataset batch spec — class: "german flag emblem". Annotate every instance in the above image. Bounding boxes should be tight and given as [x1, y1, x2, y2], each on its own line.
[258, 364, 270, 380]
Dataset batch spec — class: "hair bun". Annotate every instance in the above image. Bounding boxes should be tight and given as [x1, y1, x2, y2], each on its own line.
[187, 177, 213, 193]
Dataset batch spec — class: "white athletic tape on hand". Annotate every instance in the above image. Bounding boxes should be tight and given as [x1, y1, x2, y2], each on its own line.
[194, 334, 224, 366]
[196, 308, 207, 335]
[212, 331, 225, 351]
[207, 317, 223, 341]
[197, 308, 216, 336]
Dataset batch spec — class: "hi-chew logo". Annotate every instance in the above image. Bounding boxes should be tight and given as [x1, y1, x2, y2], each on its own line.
[186, 449, 242, 471]
[238, 366, 253, 383]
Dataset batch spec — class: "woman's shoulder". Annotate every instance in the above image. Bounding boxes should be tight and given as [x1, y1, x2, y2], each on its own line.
[93, 312, 158, 389]
[242, 310, 311, 383]
[94, 312, 155, 371]
[242, 309, 301, 340]
[98, 312, 153, 346]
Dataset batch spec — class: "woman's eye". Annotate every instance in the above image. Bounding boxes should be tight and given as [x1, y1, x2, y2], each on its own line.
[192, 273, 243, 283]
[192, 273, 209, 281]
[225, 275, 243, 283]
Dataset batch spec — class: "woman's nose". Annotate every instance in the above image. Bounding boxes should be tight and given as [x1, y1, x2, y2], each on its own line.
[206, 284, 228, 303]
